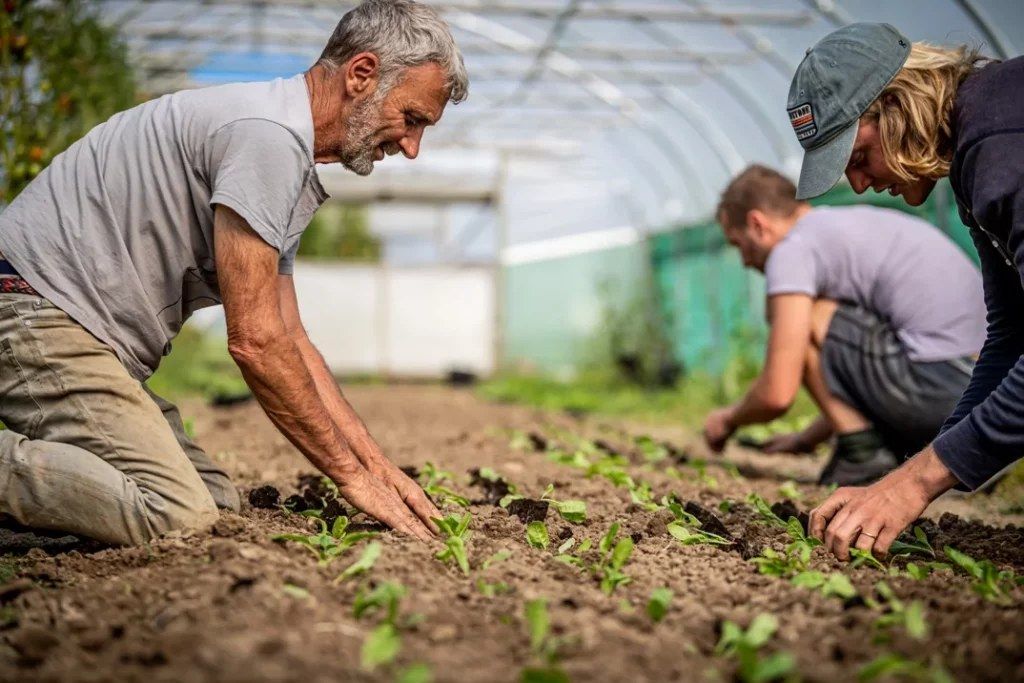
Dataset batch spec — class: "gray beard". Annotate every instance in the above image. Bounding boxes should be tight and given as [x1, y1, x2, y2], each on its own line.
[339, 97, 380, 176]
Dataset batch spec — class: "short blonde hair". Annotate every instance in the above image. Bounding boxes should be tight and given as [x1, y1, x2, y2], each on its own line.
[864, 42, 991, 182]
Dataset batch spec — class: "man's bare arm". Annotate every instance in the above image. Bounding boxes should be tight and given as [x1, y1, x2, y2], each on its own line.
[704, 294, 813, 451]
[213, 205, 432, 540]
[276, 273, 441, 531]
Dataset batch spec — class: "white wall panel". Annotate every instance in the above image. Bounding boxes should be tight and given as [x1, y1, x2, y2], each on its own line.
[292, 262, 495, 377]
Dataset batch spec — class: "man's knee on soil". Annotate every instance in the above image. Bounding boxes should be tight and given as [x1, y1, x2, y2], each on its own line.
[136, 479, 219, 541]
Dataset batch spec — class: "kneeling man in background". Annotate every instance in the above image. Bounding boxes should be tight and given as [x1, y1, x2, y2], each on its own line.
[703, 165, 984, 485]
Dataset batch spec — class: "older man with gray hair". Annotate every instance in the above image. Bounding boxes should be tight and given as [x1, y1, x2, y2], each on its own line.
[0, 0, 468, 545]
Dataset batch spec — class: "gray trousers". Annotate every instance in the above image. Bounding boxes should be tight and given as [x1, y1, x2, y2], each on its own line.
[0, 293, 240, 545]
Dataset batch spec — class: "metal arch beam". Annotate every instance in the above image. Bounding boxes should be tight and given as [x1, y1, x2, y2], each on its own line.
[796, 0, 850, 29]
[441, 11, 706, 212]
[98, 0, 813, 25]
[952, 0, 1014, 59]
[631, 11, 793, 166]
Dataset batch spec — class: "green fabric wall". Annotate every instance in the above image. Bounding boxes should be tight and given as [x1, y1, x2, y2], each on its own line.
[501, 179, 977, 377]
[502, 241, 647, 376]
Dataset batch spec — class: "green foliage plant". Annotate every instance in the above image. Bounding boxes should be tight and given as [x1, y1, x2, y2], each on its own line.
[271, 516, 376, 566]
[647, 587, 674, 623]
[865, 582, 929, 643]
[433, 513, 472, 575]
[526, 521, 550, 550]
[335, 541, 382, 583]
[595, 523, 633, 595]
[1, 0, 136, 203]
[520, 599, 570, 682]
[715, 614, 796, 683]
[540, 484, 587, 523]
[943, 545, 1022, 604]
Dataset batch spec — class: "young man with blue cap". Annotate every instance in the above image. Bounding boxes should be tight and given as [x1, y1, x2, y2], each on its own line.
[786, 22, 1024, 561]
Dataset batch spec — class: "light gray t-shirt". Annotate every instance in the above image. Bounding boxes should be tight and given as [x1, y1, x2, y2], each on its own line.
[0, 75, 327, 379]
[764, 205, 985, 362]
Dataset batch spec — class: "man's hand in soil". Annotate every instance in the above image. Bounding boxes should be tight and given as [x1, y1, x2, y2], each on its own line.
[338, 468, 435, 542]
[364, 457, 442, 533]
[760, 432, 813, 454]
[703, 406, 737, 453]
[809, 446, 959, 560]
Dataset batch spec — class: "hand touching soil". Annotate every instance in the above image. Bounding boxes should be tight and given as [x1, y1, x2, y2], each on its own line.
[337, 469, 436, 542]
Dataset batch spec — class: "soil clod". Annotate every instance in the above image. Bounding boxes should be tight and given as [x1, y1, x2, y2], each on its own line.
[247, 485, 280, 510]
[468, 467, 512, 505]
[507, 498, 549, 524]
[683, 501, 732, 539]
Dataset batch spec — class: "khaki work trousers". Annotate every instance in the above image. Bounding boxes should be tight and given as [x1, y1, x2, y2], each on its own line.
[0, 293, 240, 545]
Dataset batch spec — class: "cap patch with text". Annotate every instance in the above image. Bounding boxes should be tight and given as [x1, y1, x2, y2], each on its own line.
[788, 103, 816, 141]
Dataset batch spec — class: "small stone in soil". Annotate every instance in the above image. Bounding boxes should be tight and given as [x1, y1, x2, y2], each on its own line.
[507, 498, 549, 524]
[247, 485, 280, 510]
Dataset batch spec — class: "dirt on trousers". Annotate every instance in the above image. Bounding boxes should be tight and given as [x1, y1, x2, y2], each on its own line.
[0, 385, 1022, 683]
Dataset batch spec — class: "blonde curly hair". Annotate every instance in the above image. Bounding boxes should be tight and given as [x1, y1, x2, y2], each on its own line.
[863, 42, 992, 182]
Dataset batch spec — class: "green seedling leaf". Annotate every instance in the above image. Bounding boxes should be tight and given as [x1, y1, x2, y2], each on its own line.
[790, 571, 825, 589]
[850, 548, 886, 571]
[353, 581, 406, 623]
[777, 481, 802, 502]
[943, 545, 1018, 603]
[716, 613, 793, 683]
[600, 537, 634, 595]
[527, 521, 550, 550]
[647, 587, 673, 623]
[552, 500, 587, 523]
[499, 493, 525, 508]
[396, 664, 433, 683]
[747, 493, 787, 528]
[525, 599, 550, 654]
[520, 667, 570, 683]
[744, 613, 779, 649]
[476, 579, 512, 597]
[634, 435, 669, 463]
[821, 573, 858, 600]
[361, 623, 401, 671]
[482, 550, 513, 569]
[857, 653, 951, 682]
[281, 583, 310, 600]
[477, 467, 502, 482]
[667, 521, 732, 546]
[889, 526, 935, 558]
[599, 523, 621, 554]
[719, 499, 735, 514]
[335, 541, 381, 583]
[433, 513, 473, 574]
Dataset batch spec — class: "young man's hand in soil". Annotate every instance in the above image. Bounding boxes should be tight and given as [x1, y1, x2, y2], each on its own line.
[216, 206, 437, 541]
[809, 445, 959, 560]
[703, 406, 736, 453]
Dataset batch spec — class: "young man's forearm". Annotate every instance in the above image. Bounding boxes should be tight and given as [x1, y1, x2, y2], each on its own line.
[727, 377, 791, 428]
[231, 330, 362, 482]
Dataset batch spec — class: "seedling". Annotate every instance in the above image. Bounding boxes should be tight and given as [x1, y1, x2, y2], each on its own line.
[628, 481, 662, 511]
[858, 653, 952, 682]
[353, 581, 406, 622]
[944, 545, 1021, 603]
[482, 549, 513, 569]
[540, 484, 588, 523]
[777, 481, 802, 502]
[790, 571, 858, 601]
[526, 520, 550, 550]
[747, 493, 787, 529]
[595, 523, 633, 595]
[783, 517, 821, 566]
[665, 504, 733, 548]
[476, 578, 513, 597]
[419, 461, 470, 508]
[547, 448, 591, 469]
[647, 587, 673, 623]
[433, 513, 473, 575]
[361, 623, 401, 671]
[554, 537, 592, 568]
[903, 561, 951, 581]
[887, 526, 935, 559]
[586, 454, 635, 489]
[849, 548, 886, 571]
[271, 515, 376, 566]
[715, 613, 795, 683]
[396, 664, 433, 683]
[335, 541, 382, 583]
[865, 582, 929, 643]
[281, 583, 310, 600]
[634, 435, 669, 463]
[684, 458, 719, 489]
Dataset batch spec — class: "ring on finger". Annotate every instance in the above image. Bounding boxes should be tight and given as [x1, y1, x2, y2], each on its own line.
[859, 531, 878, 539]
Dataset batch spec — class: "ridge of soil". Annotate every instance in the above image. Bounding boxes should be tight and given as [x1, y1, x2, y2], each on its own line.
[0, 385, 1021, 682]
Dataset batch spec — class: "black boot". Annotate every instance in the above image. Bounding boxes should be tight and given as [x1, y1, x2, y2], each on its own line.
[817, 428, 898, 486]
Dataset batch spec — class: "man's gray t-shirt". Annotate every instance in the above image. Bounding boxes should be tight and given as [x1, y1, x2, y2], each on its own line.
[0, 75, 327, 380]
[764, 205, 985, 362]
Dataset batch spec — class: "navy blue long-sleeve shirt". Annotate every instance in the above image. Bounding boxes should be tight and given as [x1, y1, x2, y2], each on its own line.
[932, 56, 1024, 489]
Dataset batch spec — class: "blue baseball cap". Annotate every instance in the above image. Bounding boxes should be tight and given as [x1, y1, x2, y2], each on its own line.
[788, 23, 911, 199]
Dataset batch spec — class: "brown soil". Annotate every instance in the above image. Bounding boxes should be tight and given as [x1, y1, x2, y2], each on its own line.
[1, 385, 1022, 682]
